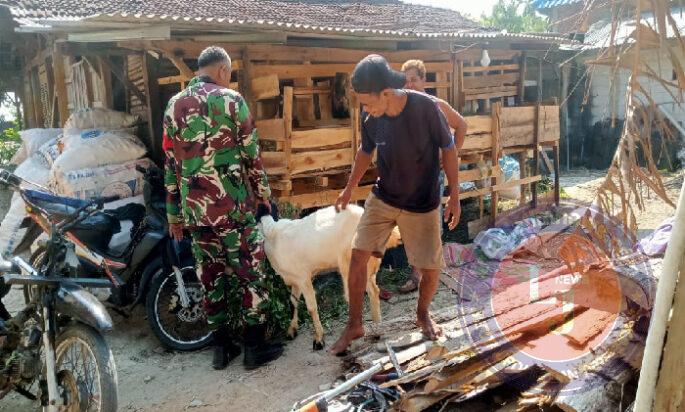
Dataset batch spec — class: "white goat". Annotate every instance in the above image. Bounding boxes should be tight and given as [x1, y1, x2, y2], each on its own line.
[258, 205, 401, 350]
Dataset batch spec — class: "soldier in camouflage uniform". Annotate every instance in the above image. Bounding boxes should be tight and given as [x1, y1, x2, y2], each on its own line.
[163, 46, 283, 370]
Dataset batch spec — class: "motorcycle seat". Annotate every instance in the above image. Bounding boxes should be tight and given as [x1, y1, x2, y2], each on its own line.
[23, 190, 120, 252]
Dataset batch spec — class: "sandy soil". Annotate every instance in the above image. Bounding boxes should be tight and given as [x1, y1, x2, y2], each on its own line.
[560, 169, 681, 233]
[0, 277, 457, 412]
[0, 168, 680, 412]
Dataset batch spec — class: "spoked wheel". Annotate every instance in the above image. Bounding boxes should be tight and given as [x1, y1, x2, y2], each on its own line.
[146, 266, 212, 351]
[54, 325, 118, 412]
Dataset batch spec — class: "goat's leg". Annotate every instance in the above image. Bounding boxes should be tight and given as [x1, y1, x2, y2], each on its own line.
[300, 282, 325, 350]
[288, 284, 302, 339]
[338, 251, 352, 303]
[366, 257, 382, 324]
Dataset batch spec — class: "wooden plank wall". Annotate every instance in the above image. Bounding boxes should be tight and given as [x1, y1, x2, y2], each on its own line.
[454, 48, 522, 114]
[34, 40, 558, 209]
[126, 54, 148, 123]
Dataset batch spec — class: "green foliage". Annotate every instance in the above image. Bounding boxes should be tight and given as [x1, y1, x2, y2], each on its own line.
[481, 0, 549, 33]
[537, 175, 554, 193]
[276, 201, 302, 219]
[0, 122, 21, 166]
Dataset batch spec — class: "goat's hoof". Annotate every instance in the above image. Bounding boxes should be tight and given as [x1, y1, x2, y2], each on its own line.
[287, 329, 298, 340]
[313, 340, 325, 351]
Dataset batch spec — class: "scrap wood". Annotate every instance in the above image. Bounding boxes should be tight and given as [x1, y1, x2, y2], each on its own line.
[516, 373, 561, 411]
[554, 355, 636, 412]
[396, 356, 525, 412]
[422, 344, 520, 393]
[440, 361, 541, 406]
[561, 307, 616, 347]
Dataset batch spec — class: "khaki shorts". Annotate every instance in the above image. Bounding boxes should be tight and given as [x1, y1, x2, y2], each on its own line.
[352, 193, 445, 270]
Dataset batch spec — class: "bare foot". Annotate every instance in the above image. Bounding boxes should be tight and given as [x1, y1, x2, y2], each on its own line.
[328, 324, 365, 356]
[416, 312, 443, 340]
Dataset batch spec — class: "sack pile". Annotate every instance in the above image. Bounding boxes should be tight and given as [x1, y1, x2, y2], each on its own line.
[0, 108, 151, 257]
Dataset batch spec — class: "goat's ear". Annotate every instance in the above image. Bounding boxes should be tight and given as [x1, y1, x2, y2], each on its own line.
[270, 201, 279, 221]
[255, 203, 271, 222]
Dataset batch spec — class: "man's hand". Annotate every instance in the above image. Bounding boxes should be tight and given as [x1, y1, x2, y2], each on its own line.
[169, 223, 185, 241]
[443, 192, 461, 231]
[335, 187, 353, 212]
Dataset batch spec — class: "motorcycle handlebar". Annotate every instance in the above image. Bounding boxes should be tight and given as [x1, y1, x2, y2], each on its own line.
[0, 169, 22, 188]
[0, 259, 15, 274]
[94, 195, 120, 207]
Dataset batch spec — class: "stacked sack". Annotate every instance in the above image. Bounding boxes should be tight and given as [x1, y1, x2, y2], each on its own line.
[50, 108, 150, 200]
[0, 129, 60, 256]
[0, 108, 151, 257]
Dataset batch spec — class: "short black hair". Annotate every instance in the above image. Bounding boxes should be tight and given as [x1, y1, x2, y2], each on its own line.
[352, 54, 406, 94]
[198, 46, 231, 69]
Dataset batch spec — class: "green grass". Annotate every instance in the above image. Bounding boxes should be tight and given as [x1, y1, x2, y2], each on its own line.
[295, 265, 413, 330]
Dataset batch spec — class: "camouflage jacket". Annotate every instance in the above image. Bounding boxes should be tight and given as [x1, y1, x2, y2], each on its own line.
[163, 75, 271, 227]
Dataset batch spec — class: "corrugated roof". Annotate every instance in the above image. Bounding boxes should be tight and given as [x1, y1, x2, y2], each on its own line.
[1, 0, 481, 35]
[0, 0, 573, 42]
[533, 0, 582, 10]
[583, 6, 685, 49]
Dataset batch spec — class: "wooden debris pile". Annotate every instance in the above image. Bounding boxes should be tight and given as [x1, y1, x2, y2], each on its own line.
[339, 231, 657, 412]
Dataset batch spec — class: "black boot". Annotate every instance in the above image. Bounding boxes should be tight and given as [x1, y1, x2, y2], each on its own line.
[212, 327, 241, 370]
[243, 324, 284, 370]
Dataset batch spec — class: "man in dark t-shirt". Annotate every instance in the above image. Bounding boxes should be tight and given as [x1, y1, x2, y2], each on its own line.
[329, 54, 462, 355]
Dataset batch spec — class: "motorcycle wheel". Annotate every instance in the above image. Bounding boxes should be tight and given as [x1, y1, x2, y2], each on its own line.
[146, 266, 212, 351]
[54, 324, 118, 412]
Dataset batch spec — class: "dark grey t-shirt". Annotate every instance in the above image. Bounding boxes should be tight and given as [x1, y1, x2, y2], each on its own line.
[361, 90, 454, 213]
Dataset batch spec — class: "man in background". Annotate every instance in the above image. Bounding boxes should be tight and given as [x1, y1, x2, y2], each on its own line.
[397, 59, 468, 293]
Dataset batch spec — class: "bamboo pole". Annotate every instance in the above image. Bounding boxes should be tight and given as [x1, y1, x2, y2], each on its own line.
[634, 177, 685, 411]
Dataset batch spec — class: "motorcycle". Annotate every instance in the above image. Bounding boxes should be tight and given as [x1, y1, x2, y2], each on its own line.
[0, 169, 117, 411]
[10, 165, 211, 351]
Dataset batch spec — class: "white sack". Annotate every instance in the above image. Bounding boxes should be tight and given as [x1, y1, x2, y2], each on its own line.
[64, 108, 139, 133]
[19, 128, 62, 157]
[34, 138, 61, 170]
[51, 158, 152, 200]
[52, 129, 147, 173]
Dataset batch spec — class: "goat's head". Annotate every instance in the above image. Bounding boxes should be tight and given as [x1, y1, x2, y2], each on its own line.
[255, 201, 279, 223]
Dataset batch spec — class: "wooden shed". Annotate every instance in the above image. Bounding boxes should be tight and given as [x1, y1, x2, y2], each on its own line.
[0, 0, 567, 220]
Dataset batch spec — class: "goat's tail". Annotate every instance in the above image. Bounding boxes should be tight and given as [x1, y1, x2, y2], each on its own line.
[385, 226, 402, 249]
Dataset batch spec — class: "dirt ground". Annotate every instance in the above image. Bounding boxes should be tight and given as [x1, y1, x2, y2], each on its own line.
[0, 168, 681, 412]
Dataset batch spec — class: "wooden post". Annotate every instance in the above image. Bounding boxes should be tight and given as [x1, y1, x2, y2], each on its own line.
[351, 92, 360, 163]
[517, 52, 527, 104]
[654, 251, 685, 410]
[143, 52, 163, 163]
[531, 58, 542, 210]
[30, 68, 45, 128]
[450, 54, 459, 108]
[283, 86, 294, 197]
[436, 71, 448, 101]
[553, 144, 560, 206]
[21, 70, 36, 128]
[240, 48, 255, 110]
[97, 56, 113, 109]
[518, 151, 527, 206]
[532, 103, 540, 209]
[635, 178, 685, 411]
[52, 43, 70, 126]
[490, 102, 501, 224]
[457, 60, 465, 112]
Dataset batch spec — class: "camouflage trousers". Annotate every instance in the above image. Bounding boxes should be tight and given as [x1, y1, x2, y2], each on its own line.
[188, 222, 269, 333]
